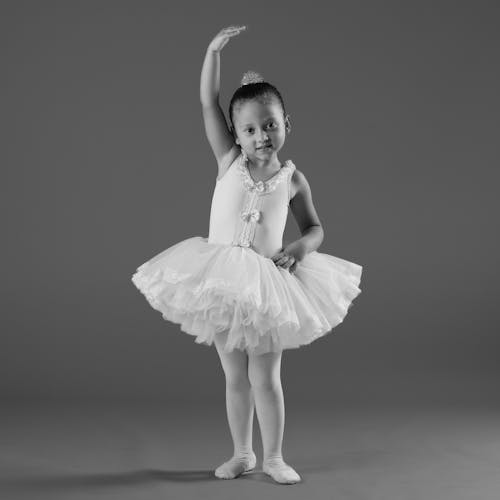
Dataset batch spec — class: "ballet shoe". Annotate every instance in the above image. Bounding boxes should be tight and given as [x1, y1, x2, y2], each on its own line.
[214, 450, 257, 479]
[262, 456, 301, 484]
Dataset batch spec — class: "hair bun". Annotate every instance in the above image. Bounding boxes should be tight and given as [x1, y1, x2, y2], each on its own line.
[241, 70, 265, 86]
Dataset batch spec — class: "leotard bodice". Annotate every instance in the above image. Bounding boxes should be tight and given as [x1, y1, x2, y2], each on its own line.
[208, 152, 296, 258]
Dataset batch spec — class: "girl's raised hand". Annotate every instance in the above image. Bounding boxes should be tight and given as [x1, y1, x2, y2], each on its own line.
[208, 25, 246, 53]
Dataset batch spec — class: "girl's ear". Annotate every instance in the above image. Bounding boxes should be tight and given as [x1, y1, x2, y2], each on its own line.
[230, 125, 239, 144]
[285, 114, 292, 133]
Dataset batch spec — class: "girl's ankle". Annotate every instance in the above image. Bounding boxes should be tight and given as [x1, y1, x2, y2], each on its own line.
[235, 449, 255, 456]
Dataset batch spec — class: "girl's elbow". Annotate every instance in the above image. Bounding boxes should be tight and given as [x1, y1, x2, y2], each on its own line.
[315, 225, 325, 245]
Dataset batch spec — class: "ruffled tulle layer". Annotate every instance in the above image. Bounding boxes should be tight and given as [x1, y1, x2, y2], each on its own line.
[131, 236, 362, 354]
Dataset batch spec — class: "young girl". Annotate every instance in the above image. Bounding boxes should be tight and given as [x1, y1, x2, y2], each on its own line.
[131, 25, 362, 485]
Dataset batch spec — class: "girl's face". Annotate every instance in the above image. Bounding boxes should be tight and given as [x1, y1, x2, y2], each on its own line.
[233, 98, 290, 159]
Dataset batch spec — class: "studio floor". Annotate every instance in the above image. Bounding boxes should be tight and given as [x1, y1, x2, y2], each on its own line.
[1, 397, 499, 500]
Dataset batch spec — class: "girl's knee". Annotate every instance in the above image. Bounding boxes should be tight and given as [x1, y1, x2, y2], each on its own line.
[248, 356, 282, 391]
[225, 372, 251, 391]
[218, 356, 250, 385]
[249, 376, 281, 392]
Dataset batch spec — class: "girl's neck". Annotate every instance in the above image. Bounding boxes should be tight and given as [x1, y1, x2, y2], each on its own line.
[247, 153, 282, 171]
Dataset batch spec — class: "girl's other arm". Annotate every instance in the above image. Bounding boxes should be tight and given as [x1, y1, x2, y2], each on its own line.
[289, 170, 324, 255]
[200, 26, 246, 165]
[272, 170, 324, 272]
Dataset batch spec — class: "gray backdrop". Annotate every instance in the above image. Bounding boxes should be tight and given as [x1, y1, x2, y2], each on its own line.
[2, 0, 499, 409]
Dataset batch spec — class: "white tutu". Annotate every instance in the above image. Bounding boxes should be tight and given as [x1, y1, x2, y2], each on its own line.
[131, 236, 362, 355]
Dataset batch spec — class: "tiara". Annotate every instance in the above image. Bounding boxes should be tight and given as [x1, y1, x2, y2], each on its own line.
[241, 70, 265, 86]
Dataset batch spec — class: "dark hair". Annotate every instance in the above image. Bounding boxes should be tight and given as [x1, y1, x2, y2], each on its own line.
[228, 80, 287, 136]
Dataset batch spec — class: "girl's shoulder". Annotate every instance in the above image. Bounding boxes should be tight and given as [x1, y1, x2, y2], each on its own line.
[289, 165, 306, 201]
[289, 165, 320, 204]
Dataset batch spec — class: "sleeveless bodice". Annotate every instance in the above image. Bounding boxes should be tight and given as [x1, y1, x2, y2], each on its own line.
[208, 152, 296, 258]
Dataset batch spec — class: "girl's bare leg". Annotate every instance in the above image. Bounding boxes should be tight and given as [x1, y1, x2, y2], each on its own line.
[248, 349, 301, 484]
[213, 331, 256, 479]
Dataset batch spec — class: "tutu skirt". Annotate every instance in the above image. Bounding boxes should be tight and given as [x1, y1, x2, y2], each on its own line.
[131, 236, 362, 355]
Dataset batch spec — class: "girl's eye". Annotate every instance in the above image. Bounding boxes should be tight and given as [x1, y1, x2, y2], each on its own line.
[245, 123, 275, 133]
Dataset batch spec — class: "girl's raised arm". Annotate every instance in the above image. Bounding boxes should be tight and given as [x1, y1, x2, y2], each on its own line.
[200, 26, 246, 166]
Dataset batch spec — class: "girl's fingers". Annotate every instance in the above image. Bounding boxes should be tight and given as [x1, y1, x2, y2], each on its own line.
[211, 26, 245, 47]
[272, 253, 286, 265]
[225, 30, 245, 38]
[223, 26, 246, 35]
[275, 255, 295, 268]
